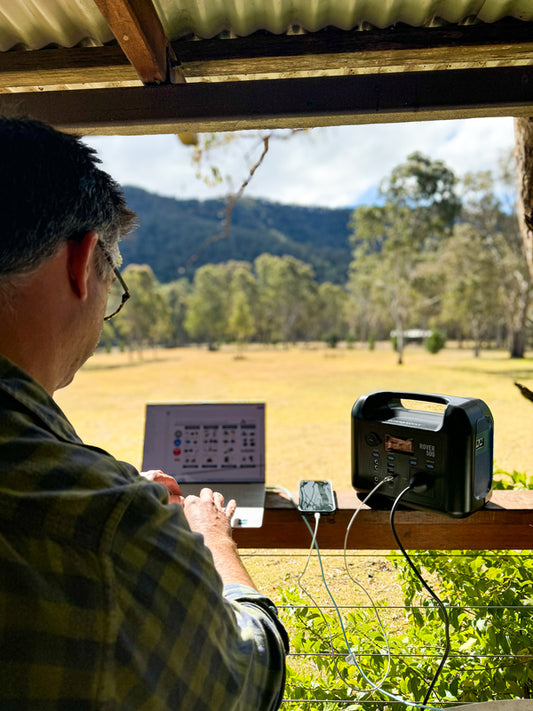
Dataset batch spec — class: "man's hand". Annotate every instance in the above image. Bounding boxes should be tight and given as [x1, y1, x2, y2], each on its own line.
[183, 488, 255, 589]
[140, 469, 184, 505]
[184, 488, 236, 541]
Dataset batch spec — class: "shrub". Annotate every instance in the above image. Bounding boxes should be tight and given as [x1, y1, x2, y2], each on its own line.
[424, 329, 446, 354]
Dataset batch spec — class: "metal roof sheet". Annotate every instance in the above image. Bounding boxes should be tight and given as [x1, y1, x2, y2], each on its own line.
[155, 0, 533, 38]
[0, 0, 532, 52]
[0, 0, 111, 52]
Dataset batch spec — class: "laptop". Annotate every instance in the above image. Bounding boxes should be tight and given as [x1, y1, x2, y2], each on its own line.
[142, 403, 266, 528]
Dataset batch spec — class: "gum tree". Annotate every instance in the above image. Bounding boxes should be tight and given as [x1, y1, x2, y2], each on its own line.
[348, 152, 461, 364]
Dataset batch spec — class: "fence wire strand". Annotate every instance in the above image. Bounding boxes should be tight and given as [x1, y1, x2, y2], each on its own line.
[245, 549, 533, 709]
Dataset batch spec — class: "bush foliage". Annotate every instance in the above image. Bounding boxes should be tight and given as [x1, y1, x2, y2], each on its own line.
[424, 330, 446, 354]
[278, 470, 533, 708]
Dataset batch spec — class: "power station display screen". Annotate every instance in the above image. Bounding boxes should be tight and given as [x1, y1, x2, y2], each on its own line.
[385, 433, 414, 454]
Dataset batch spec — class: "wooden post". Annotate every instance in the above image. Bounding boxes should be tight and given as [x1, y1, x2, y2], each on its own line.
[514, 117, 533, 280]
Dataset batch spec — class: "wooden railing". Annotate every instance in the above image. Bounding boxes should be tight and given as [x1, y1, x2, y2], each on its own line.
[233, 489, 533, 550]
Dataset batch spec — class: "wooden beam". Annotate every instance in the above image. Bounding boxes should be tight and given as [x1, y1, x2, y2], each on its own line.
[92, 0, 181, 84]
[0, 19, 530, 92]
[3, 66, 532, 135]
[233, 490, 533, 550]
[0, 45, 139, 92]
[176, 20, 533, 82]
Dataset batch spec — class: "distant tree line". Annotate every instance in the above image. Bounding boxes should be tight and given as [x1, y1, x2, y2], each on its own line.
[102, 152, 531, 360]
[101, 254, 349, 352]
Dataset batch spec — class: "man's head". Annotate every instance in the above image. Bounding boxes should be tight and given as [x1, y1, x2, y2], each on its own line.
[0, 116, 136, 279]
[0, 117, 137, 393]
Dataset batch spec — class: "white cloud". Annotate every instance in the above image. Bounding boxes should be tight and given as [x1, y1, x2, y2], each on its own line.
[85, 134, 214, 199]
[84, 117, 515, 209]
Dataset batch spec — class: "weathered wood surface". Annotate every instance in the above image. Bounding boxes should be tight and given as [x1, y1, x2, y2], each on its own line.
[1, 66, 532, 136]
[233, 490, 533, 550]
[1, 20, 531, 91]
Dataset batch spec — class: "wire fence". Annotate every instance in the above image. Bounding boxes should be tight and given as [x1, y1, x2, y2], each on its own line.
[242, 550, 533, 710]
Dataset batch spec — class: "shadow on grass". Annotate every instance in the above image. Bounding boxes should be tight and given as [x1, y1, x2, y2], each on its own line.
[454, 363, 533, 381]
[83, 357, 173, 372]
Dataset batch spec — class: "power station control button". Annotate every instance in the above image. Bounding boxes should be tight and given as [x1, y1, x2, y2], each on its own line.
[365, 432, 382, 446]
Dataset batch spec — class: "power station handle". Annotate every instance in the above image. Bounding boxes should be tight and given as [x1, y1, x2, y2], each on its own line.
[385, 392, 449, 405]
[365, 391, 450, 408]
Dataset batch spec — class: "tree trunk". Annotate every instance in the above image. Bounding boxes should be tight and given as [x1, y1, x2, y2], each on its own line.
[391, 290, 404, 365]
[397, 337, 404, 365]
[393, 315, 404, 365]
[472, 317, 481, 358]
[507, 271, 531, 358]
[509, 329, 525, 359]
[514, 118, 533, 281]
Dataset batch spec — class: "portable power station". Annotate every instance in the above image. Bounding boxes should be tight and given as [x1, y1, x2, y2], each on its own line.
[351, 391, 493, 518]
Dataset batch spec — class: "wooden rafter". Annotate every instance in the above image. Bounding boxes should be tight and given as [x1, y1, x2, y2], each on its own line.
[176, 19, 533, 82]
[92, 0, 183, 84]
[0, 45, 139, 92]
[4, 66, 533, 136]
[0, 19, 531, 93]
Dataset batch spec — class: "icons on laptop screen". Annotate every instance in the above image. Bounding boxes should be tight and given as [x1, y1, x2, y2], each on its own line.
[169, 421, 258, 471]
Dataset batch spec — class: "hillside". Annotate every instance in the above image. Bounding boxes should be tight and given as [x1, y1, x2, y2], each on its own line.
[120, 187, 353, 284]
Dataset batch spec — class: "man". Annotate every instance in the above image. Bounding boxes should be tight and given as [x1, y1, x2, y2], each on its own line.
[0, 117, 288, 709]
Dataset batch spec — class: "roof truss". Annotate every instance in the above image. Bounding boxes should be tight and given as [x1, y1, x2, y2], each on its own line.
[2, 65, 531, 136]
[92, 0, 183, 84]
[0, 16, 531, 134]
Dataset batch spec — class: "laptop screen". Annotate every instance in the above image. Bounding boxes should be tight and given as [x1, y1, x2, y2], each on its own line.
[142, 403, 266, 484]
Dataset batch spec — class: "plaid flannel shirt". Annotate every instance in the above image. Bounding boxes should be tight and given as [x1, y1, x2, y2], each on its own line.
[0, 355, 288, 710]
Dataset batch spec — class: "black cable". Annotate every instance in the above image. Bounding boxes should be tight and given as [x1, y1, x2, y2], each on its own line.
[390, 485, 451, 707]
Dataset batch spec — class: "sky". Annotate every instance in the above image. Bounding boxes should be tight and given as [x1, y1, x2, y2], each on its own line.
[84, 117, 516, 210]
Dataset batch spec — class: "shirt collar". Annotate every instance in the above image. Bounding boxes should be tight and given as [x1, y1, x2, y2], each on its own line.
[0, 353, 81, 444]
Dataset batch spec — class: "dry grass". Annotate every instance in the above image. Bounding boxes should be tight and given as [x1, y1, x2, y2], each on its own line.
[56, 342, 533, 487]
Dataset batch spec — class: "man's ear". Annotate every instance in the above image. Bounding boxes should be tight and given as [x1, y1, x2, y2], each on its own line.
[67, 231, 99, 300]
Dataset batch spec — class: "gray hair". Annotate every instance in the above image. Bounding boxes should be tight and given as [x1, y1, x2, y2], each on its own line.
[0, 116, 137, 278]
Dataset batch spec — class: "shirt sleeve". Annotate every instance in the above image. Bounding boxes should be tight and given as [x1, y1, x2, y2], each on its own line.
[106, 478, 288, 711]
[223, 584, 289, 708]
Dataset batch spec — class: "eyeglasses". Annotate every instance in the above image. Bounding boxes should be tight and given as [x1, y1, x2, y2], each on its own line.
[97, 242, 130, 320]
[526, 213, 533, 232]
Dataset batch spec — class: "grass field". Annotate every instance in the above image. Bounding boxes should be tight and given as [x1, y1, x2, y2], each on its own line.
[56, 342, 533, 489]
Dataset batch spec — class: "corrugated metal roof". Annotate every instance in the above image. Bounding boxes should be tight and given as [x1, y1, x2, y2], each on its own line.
[0, 0, 111, 52]
[155, 0, 533, 39]
[1, 0, 532, 52]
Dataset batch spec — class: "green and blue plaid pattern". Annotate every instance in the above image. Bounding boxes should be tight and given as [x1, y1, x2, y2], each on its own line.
[0, 355, 288, 709]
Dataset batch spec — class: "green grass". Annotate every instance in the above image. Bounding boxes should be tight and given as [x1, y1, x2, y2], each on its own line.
[56, 342, 533, 489]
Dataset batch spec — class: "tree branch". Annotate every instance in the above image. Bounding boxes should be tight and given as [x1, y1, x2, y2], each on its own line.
[185, 134, 270, 268]
[183, 129, 306, 270]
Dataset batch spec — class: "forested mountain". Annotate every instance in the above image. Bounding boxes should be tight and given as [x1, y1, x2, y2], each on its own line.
[120, 186, 352, 284]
